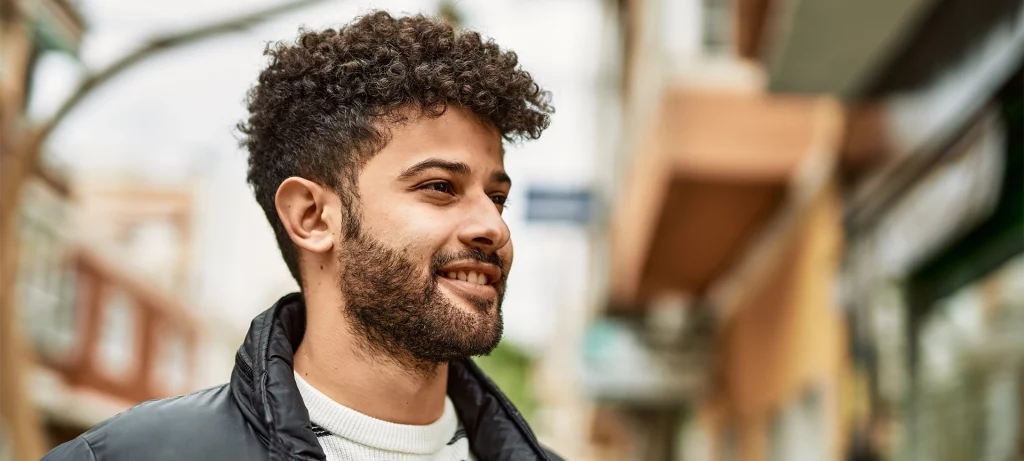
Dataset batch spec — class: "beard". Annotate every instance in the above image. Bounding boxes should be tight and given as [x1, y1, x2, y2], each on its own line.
[336, 228, 506, 368]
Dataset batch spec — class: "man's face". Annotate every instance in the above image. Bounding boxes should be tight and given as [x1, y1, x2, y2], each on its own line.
[336, 106, 512, 363]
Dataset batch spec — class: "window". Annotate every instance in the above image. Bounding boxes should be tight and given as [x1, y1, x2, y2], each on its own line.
[701, 0, 732, 55]
[915, 254, 1024, 461]
[153, 330, 189, 394]
[126, 220, 182, 290]
[16, 182, 77, 359]
[658, 0, 733, 58]
[97, 289, 137, 379]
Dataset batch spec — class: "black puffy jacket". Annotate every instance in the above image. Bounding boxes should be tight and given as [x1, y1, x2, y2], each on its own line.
[43, 293, 562, 461]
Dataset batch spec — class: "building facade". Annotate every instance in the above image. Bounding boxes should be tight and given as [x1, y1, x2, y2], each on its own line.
[589, 0, 1024, 459]
[1, 2, 224, 459]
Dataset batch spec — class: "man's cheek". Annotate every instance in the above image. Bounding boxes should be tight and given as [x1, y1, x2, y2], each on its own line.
[501, 243, 513, 273]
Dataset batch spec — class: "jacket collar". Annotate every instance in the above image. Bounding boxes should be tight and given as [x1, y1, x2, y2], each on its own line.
[229, 293, 552, 461]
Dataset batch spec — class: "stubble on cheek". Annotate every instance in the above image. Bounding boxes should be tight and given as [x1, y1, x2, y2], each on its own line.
[337, 234, 505, 365]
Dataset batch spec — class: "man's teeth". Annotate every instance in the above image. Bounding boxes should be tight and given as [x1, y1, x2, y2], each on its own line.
[442, 271, 488, 285]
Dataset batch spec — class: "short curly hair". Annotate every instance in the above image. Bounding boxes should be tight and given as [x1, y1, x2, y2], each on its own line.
[238, 11, 553, 286]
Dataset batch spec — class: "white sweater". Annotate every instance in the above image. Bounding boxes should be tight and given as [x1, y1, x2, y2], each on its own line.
[294, 373, 475, 461]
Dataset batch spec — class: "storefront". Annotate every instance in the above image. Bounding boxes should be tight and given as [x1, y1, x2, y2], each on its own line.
[902, 73, 1023, 461]
[844, 69, 1023, 461]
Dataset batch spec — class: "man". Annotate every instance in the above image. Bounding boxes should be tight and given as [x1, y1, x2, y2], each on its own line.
[44, 11, 559, 461]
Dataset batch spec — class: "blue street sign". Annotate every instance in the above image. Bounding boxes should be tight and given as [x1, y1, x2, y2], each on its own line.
[525, 187, 593, 224]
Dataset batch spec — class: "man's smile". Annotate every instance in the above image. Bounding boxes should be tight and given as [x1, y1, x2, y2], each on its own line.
[435, 260, 502, 304]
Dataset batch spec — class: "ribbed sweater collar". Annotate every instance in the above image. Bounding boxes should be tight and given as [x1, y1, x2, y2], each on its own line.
[294, 372, 458, 455]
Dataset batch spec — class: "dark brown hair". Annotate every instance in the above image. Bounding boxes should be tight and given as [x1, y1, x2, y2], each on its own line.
[238, 11, 553, 285]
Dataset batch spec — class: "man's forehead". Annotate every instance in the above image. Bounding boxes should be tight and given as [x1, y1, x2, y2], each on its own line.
[366, 106, 506, 175]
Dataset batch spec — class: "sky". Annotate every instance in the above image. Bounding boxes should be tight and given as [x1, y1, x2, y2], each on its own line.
[30, 0, 608, 354]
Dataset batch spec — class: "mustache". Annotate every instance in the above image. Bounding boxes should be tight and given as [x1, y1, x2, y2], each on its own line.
[431, 247, 507, 280]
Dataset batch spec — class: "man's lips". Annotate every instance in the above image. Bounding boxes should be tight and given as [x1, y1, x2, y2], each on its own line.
[435, 261, 502, 286]
[437, 275, 498, 301]
[435, 260, 502, 301]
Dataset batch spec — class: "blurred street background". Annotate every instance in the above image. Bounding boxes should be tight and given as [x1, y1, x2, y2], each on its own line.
[1, 0, 1022, 459]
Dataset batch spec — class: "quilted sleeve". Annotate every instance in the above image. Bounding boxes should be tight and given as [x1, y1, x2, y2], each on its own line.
[40, 437, 97, 461]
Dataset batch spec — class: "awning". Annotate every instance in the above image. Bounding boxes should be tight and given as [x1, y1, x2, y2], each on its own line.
[608, 87, 832, 310]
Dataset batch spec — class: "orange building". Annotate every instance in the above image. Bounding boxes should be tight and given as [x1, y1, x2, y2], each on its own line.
[587, 0, 1024, 459]
[2, 2, 216, 457]
[16, 177, 204, 449]
[1, 0, 85, 458]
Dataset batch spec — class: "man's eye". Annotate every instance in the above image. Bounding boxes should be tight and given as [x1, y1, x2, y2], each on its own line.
[421, 182, 454, 194]
[490, 195, 509, 210]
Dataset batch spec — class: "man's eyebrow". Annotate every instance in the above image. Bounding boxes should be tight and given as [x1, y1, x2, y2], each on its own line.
[397, 159, 471, 180]
[491, 170, 512, 187]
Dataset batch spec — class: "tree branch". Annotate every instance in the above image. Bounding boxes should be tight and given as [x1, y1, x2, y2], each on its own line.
[29, 0, 329, 156]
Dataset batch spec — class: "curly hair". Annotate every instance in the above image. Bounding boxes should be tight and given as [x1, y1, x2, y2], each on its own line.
[238, 11, 553, 285]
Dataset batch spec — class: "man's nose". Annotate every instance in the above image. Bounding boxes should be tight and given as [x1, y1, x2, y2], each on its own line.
[457, 194, 511, 251]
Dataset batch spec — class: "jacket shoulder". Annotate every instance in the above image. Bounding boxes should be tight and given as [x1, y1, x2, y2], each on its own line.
[42, 384, 267, 461]
[41, 436, 95, 461]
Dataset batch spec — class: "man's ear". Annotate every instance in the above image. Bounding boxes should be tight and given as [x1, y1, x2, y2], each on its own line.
[275, 177, 337, 255]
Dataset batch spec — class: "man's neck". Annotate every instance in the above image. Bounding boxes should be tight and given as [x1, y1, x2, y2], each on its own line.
[294, 290, 449, 426]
